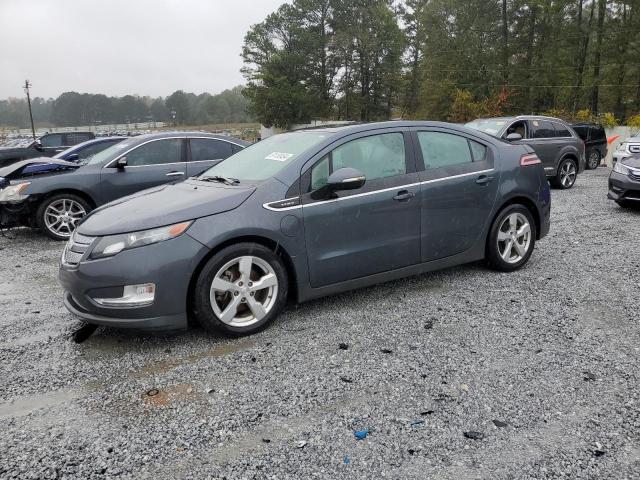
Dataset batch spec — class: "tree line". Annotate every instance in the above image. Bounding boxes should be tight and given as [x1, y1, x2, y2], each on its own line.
[0, 86, 253, 128]
[241, 0, 640, 128]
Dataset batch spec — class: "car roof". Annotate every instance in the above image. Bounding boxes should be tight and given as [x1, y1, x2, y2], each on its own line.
[470, 115, 570, 123]
[126, 131, 249, 146]
[296, 120, 488, 135]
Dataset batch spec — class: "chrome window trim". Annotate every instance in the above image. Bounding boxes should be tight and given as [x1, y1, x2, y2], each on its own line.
[187, 136, 245, 148]
[262, 169, 494, 212]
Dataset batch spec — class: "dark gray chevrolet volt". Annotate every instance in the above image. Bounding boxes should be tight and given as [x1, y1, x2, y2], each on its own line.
[59, 121, 551, 336]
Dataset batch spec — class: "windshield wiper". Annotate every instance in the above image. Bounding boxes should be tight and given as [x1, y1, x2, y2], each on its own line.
[199, 175, 240, 186]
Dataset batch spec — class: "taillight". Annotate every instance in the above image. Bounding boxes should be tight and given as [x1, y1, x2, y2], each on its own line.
[520, 153, 541, 166]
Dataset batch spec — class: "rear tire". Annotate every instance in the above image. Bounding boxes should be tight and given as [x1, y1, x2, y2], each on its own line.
[552, 158, 577, 189]
[486, 204, 537, 272]
[36, 193, 91, 241]
[586, 150, 601, 170]
[193, 243, 288, 336]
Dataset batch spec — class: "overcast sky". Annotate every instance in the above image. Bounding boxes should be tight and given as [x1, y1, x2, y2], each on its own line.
[0, 0, 285, 99]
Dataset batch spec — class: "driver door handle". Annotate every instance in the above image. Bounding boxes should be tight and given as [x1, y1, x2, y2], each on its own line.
[475, 175, 494, 186]
[166, 171, 184, 177]
[393, 190, 415, 202]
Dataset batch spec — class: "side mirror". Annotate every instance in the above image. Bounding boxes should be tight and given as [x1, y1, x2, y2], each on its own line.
[506, 133, 522, 141]
[33, 141, 44, 151]
[115, 156, 128, 169]
[66, 153, 80, 162]
[312, 167, 366, 200]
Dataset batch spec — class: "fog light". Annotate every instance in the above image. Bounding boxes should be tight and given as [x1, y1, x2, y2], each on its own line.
[93, 283, 156, 307]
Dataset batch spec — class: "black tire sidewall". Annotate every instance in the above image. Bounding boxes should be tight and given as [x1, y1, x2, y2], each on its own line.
[36, 193, 91, 241]
[486, 204, 537, 272]
[193, 243, 288, 336]
[587, 150, 600, 170]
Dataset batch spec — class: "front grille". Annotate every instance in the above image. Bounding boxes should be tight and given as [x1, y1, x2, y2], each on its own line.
[629, 169, 640, 182]
[62, 232, 96, 266]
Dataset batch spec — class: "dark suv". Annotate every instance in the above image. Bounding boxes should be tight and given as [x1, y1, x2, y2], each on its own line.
[0, 132, 95, 167]
[0, 132, 248, 240]
[571, 123, 607, 169]
[467, 116, 586, 189]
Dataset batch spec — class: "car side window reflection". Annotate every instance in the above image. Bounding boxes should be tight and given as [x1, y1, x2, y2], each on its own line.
[310, 133, 406, 190]
[417, 132, 473, 169]
[125, 139, 182, 166]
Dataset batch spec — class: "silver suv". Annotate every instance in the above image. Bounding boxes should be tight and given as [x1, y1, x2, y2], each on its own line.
[612, 136, 640, 164]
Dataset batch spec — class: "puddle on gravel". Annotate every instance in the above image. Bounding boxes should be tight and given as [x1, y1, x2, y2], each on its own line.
[0, 389, 82, 421]
[130, 339, 256, 379]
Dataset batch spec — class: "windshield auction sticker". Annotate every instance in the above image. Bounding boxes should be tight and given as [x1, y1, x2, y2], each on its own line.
[265, 152, 294, 162]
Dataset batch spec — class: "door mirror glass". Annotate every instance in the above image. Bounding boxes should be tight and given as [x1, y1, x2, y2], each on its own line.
[66, 153, 80, 162]
[506, 133, 522, 141]
[115, 156, 128, 169]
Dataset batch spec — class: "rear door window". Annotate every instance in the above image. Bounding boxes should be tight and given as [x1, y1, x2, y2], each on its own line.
[189, 138, 233, 161]
[530, 120, 555, 139]
[417, 132, 473, 169]
[40, 134, 64, 148]
[553, 123, 573, 138]
[65, 133, 93, 145]
[592, 127, 606, 141]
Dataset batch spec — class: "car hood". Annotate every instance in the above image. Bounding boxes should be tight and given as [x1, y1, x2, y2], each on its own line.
[77, 179, 256, 236]
[0, 157, 80, 179]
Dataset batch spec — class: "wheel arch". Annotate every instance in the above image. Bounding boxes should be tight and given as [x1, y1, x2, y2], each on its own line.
[35, 188, 97, 210]
[186, 234, 298, 315]
[489, 195, 542, 241]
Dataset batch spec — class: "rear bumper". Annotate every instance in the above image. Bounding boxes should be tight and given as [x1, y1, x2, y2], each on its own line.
[608, 171, 640, 202]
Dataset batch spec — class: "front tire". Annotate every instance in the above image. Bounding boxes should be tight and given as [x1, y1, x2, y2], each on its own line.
[193, 243, 288, 336]
[36, 193, 91, 241]
[552, 158, 578, 189]
[586, 150, 600, 170]
[486, 205, 537, 272]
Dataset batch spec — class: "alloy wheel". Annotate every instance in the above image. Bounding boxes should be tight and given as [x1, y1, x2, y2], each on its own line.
[560, 161, 576, 188]
[497, 213, 532, 264]
[588, 151, 600, 169]
[44, 199, 86, 238]
[209, 255, 278, 327]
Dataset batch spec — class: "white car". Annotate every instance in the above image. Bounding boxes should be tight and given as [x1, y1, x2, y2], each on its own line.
[613, 136, 640, 164]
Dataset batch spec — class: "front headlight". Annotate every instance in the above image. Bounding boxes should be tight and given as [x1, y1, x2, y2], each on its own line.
[89, 221, 192, 259]
[0, 182, 30, 203]
[613, 161, 631, 175]
[616, 142, 627, 152]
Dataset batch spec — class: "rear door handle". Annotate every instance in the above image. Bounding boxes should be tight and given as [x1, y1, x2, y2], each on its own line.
[393, 190, 415, 202]
[166, 171, 184, 177]
[475, 175, 494, 186]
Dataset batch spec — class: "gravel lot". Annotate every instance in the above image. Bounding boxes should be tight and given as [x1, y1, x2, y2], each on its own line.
[0, 167, 639, 479]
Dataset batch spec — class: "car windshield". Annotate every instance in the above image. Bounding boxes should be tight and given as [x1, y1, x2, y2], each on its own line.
[200, 131, 328, 182]
[85, 138, 137, 165]
[52, 145, 76, 159]
[466, 119, 511, 136]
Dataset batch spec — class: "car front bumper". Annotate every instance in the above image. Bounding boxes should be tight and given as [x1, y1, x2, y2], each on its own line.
[59, 232, 208, 331]
[607, 171, 640, 203]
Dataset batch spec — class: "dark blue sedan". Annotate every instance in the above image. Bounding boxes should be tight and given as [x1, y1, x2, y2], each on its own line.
[53, 137, 126, 162]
